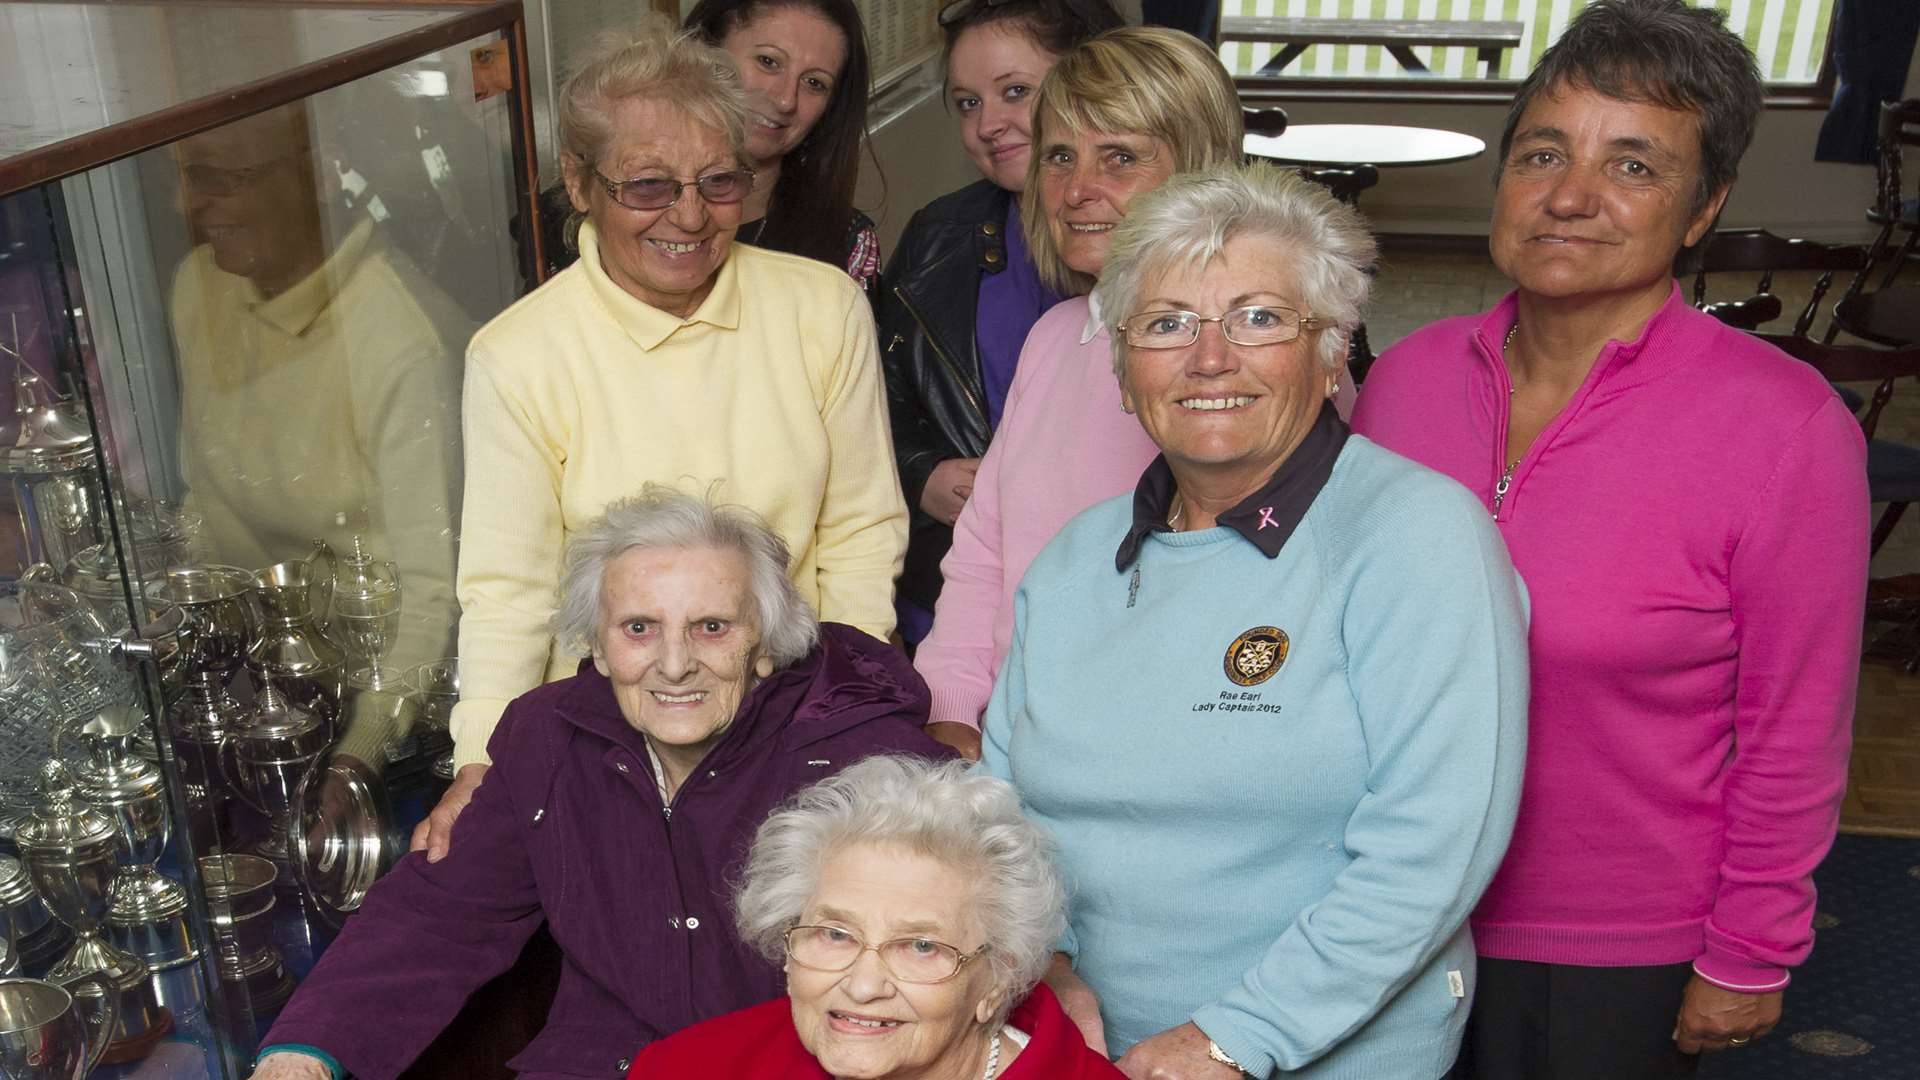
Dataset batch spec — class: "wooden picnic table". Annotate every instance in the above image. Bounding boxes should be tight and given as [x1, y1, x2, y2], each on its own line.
[1220, 16, 1524, 77]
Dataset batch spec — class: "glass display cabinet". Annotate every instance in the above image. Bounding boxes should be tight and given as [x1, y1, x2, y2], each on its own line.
[0, 2, 540, 1075]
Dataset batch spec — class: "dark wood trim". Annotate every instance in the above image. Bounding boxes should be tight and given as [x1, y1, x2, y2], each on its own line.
[0, 0, 523, 195]
[1236, 76, 1833, 110]
[506, 12, 547, 288]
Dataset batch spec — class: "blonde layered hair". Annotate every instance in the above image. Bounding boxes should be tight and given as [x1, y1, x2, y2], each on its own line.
[556, 14, 750, 173]
[1019, 26, 1244, 295]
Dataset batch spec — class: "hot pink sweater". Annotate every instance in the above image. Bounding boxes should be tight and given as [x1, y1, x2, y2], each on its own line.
[1351, 286, 1867, 991]
[915, 297, 1160, 729]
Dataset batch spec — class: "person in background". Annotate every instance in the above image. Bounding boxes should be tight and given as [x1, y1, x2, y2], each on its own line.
[1351, 2, 1868, 1076]
[913, 26, 1243, 758]
[428, 18, 905, 857]
[686, 0, 884, 296]
[879, 0, 1124, 649]
[248, 490, 946, 1080]
[985, 162, 1528, 1079]
[627, 756, 1127, 1079]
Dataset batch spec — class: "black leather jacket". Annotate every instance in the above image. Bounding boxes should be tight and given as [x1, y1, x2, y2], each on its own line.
[877, 180, 1017, 610]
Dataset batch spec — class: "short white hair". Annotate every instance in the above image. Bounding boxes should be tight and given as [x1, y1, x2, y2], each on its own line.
[1094, 161, 1377, 376]
[733, 756, 1067, 1018]
[549, 485, 818, 667]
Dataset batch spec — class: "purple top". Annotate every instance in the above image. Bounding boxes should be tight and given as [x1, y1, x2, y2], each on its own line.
[976, 200, 1060, 429]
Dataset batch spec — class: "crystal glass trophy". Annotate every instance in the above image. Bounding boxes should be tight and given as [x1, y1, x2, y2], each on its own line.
[332, 536, 403, 692]
[14, 763, 170, 1062]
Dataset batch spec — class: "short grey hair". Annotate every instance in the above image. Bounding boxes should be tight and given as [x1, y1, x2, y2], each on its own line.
[557, 14, 750, 168]
[550, 485, 818, 667]
[1093, 161, 1377, 376]
[733, 756, 1066, 1019]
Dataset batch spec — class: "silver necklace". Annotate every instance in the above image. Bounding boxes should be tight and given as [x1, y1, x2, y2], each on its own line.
[982, 1030, 1003, 1078]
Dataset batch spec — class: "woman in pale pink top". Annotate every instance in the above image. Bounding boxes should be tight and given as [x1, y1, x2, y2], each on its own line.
[911, 27, 1247, 759]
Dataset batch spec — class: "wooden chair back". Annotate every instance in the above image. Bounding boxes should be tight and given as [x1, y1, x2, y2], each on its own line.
[1242, 106, 1290, 138]
[1681, 229, 1867, 338]
[1755, 332, 1920, 439]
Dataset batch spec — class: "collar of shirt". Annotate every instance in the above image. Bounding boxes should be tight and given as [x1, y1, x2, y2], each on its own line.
[578, 221, 744, 350]
[248, 216, 375, 339]
[1079, 289, 1107, 346]
[1114, 399, 1349, 570]
[642, 738, 672, 806]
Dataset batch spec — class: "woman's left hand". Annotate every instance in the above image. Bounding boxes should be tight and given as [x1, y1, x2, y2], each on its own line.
[1671, 975, 1782, 1053]
[1114, 1022, 1243, 1078]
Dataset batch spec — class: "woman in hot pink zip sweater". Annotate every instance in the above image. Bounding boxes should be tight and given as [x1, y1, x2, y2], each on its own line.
[1353, 6, 1867, 1076]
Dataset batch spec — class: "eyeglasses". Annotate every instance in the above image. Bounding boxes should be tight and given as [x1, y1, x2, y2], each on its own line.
[591, 168, 755, 211]
[1119, 305, 1330, 349]
[180, 158, 300, 196]
[783, 925, 990, 984]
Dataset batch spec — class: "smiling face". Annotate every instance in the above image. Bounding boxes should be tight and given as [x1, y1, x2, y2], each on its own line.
[720, 4, 849, 167]
[1491, 85, 1726, 308]
[788, 842, 1004, 1080]
[177, 110, 327, 297]
[590, 545, 772, 765]
[563, 98, 743, 317]
[1120, 235, 1333, 500]
[947, 21, 1059, 192]
[1035, 124, 1177, 278]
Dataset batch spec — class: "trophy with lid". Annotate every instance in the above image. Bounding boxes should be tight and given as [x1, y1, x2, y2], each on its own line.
[249, 540, 345, 731]
[68, 707, 196, 971]
[14, 762, 171, 1062]
[223, 683, 330, 880]
[332, 536, 403, 693]
[145, 565, 257, 854]
[0, 313, 106, 574]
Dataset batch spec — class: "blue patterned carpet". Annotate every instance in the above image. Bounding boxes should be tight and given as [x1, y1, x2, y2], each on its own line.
[1698, 834, 1920, 1080]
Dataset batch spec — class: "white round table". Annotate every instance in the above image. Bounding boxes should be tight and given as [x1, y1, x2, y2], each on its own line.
[1243, 123, 1488, 168]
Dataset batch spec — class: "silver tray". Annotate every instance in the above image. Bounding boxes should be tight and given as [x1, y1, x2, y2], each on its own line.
[292, 751, 399, 930]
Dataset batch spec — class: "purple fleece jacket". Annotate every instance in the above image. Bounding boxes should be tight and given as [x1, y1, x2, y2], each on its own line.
[1352, 286, 1867, 992]
[262, 624, 949, 1079]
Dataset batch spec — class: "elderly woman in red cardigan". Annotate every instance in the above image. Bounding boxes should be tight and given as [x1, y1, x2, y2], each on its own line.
[627, 755, 1122, 1079]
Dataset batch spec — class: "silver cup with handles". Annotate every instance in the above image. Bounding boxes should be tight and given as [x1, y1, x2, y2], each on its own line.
[0, 973, 118, 1079]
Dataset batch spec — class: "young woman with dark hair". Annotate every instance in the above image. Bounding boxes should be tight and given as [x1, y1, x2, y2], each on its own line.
[686, 0, 882, 295]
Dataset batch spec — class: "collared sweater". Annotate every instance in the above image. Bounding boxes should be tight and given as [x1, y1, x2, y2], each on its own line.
[451, 225, 906, 766]
[1350, 285, 1868, 992]
[913, 296, 1161, 729]
[983, 436, 1529, 1079]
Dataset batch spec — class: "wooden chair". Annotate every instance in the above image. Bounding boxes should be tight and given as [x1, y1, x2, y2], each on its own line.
[1241, 105, 1289, 138]
[1827, 99, 1920, 344]
[1756, 333, 1920, 557]
[1681, 229, 1867, 337]
[1758, 333, 1920, 670]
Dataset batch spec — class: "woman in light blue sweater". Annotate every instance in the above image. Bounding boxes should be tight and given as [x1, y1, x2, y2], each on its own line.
[981, 163, 1530, 1080]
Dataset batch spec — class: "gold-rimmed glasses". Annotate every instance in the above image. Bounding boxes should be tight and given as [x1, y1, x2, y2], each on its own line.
[1119, 305, 1330, 349]
[783, 925, 990, 984]
[590, 168, 755, 211]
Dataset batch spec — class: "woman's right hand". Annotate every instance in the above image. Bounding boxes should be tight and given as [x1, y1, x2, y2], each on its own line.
[248, 1051, 333, 1080]
[920, 457, 982, 527]
[1044, 952, 1107, 1056]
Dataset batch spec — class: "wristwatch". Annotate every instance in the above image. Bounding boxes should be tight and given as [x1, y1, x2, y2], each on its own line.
[1207, 1039, 1249, 1074]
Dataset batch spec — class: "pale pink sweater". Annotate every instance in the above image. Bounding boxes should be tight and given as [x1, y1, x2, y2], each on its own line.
[915, 297, 1160, 729]
[1351, 286, 1867, 991]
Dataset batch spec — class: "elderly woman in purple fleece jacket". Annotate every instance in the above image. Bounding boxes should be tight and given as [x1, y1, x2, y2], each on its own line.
[248, 486, 948, 1080]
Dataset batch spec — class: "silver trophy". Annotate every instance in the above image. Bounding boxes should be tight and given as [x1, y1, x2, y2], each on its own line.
[69, 707, 196, 971]
[409, 657, 459, 781]
[14, 763, 169, 1062]
[222, 684, 329, 876]
[0, 975, 119, 1080]
[250, 541, 345, 731]
[197, 854, 295, 1013]
[0, 854, 69, 975]
[146, 566, 257, 853]
[332, 537, 402, 692]
[1, 352, 107, 573]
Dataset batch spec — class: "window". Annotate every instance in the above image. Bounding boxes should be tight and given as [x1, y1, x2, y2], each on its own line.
[1218, 0, 1835, 89]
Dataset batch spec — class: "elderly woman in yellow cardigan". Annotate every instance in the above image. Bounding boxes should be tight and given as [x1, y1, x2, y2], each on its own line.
[421, 17, 906, 855]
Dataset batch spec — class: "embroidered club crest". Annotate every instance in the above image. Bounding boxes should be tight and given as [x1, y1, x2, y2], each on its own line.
[1224, 626, 1289, 686]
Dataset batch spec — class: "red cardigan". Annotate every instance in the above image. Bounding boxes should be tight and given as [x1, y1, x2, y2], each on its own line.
[627, 982, 1125, 1078]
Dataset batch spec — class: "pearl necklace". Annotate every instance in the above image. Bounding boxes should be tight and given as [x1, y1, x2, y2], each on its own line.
[982, 1030, 1003, 1078]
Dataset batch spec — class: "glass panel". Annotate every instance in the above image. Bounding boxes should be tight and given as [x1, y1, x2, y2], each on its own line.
[0, 2, 461, 159]
[3, 11, 529, 1074]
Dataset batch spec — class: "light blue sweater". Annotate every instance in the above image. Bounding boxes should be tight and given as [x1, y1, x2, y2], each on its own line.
[982, 436, 1529, 1079]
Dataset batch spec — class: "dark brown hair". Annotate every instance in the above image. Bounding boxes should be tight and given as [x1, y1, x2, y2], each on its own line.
[940, 0, 1124, 70]
[686, 0, 875, 268]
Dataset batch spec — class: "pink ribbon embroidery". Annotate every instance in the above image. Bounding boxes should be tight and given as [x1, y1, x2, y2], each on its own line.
[1256, 506, 1279, 530]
